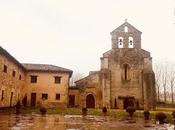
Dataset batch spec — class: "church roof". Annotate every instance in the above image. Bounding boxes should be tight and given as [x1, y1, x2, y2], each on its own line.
[75, 71, 99, 83]
[110, 21, 142, 35]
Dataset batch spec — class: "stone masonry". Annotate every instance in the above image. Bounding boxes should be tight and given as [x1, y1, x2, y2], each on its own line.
[0, 47, 72, 108]
[72, 21, 156, 110]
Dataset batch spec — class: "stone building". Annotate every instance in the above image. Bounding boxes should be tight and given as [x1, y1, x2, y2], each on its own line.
[23, 64, 72, 108]
[0, 46, 72, 108]
[69, 21, 156, 110]
[0, 47, 25, 108]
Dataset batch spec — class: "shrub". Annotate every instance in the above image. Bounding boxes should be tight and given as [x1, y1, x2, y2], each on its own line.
[40, 107, 47, 115]
[143, 111, 150, 120]
[172, 111, 175, 118]
[102, 107, 107, 113]
[82, 107, 87, 116]
[126, 106, 136, 118]
[155, 112, 167, 124]
[16, 100, 21, 115]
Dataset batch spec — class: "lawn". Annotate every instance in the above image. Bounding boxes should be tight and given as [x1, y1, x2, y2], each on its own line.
[0, 107, 175, 123]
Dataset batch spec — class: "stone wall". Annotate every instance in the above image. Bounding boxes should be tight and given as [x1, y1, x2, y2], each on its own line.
[143, 70, 156, 110]
[111, 22, 142, 49]
[68, 88, 79, 107]
[25, 71, 70, 108]
[74, 21, 156, 110]
[75, 72, 101, 108]
[0, 54, 25, 108]
[0, 48, 72, 108]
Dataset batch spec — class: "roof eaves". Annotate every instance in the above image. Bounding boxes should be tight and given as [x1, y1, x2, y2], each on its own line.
[111, 21, 142, 34]
[0, 46, 26, 71]
[75, 71, 99, 83]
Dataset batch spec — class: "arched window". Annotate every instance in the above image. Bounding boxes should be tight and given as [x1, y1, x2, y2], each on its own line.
[124, 26, 128, 32]
[118, 37, 123, 48]
[122, 64, 130, 81]
[128, 37, 134, 48]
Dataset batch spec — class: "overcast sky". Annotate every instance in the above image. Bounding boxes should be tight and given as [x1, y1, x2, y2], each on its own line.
[0, 0, 175, 75]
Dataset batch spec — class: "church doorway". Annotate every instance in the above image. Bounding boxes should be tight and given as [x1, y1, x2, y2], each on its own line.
[86, 94, 95, 108]
[123, 98, 135, 109]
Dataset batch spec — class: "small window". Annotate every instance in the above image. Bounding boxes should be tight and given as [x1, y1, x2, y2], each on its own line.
[54, 76, 61, 84]
[128, 37, 134, 48]
[56, 94, 60, 100]
[42, 93, 48, 100]
[1, 90, 4, 100]
[124, 64, 128, 80]
[30, 76, 37, 83]
[118, 37, 123, 48]
[19, 75, 22, 80]
[12, 70, 16, 77]
[123, 64, 130, 81]
[3, 65, 7, 73]
[124, 26, 128, 32]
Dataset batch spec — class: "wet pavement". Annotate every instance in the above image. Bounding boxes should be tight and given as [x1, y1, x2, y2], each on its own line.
[0, 114, 174, 130]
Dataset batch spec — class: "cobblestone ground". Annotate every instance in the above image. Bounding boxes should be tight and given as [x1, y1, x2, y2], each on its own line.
[0, 114, 174, 130]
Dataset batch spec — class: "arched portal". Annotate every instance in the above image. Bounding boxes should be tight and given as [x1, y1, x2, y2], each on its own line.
[123, 98, 134, 109]
[86, 94, 95, 108]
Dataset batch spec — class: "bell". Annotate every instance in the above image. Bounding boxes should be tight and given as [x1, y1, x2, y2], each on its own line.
[130, 41, 132, 45]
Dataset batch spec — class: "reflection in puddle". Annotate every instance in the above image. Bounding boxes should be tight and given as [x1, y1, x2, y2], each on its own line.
[0, 114, 174, 130]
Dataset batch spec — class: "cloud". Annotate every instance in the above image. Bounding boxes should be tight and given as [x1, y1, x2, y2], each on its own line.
[0, 0, 175, 74]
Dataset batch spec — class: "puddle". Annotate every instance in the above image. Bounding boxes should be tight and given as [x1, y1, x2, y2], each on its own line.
[0, 114, 174, 130]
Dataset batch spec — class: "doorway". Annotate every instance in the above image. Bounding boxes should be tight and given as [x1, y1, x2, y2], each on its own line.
[69, 95, 75, 107]
[86, 94, 95, 108]
[9, 92, 13, 107]
[123, 98, 134, 109]
[31, 93, 36, 107]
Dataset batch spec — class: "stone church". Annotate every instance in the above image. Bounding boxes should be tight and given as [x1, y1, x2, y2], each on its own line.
[69, 20, 156, 110]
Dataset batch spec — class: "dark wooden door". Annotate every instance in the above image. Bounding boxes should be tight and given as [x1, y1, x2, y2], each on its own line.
[124, 98, 134, 109]
[31, 93, 36, 107]
[124, 99, 129, 109]
[69, 95, 75, 107]
[22, 95, 27, 107]
[10, 92, 13, 107]
[114, 98, 117, 108]
[86, 94, 95, 108]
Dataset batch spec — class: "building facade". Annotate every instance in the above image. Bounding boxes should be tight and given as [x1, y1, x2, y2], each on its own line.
[0, 47, 72, 108]
[70, 21, 156, 110]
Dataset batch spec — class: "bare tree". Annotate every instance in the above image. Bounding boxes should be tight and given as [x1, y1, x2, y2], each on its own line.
[154, 62, 162, 102]
[154, 61, 170, 103]
[168, 64, 175, 104]
[154, 60, 175, 104]
[161, 66, 168, 103]
[69, 72, 85, 86]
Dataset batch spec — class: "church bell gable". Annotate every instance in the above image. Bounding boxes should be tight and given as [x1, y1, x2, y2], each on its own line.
[111, 20, 142, 49]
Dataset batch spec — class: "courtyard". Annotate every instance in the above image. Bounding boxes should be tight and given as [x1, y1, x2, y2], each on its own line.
[0, 108, 175, 130]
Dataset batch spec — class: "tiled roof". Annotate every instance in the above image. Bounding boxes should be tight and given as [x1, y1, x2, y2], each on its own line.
[0, 46, 72, 76]
[23, 63, 72, 74]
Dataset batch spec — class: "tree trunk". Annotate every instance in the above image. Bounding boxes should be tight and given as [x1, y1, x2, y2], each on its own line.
[171, 84, 174, 104]
[157, 85, 160, 102]
[163, 85, 166, 103]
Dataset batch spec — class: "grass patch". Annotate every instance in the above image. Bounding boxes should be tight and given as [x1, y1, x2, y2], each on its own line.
[0, 107, 175, 123]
